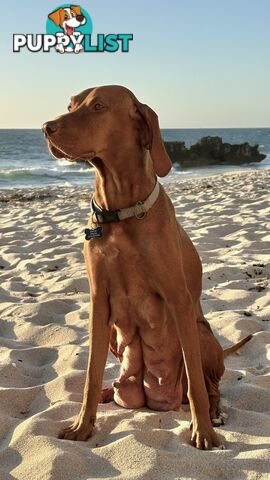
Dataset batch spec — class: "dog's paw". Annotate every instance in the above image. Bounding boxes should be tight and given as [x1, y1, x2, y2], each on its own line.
[190, 421, 225, 450]
[100, 387, 114, 403]
[74, 44, 84, 54]
[58, 419, 94, 441]
[55, 45, 65, 54]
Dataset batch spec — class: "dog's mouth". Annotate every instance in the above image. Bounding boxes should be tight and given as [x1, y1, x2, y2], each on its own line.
[46, 138, 74, 161]
[46, 138, 96, 163]
[65, 25, 74, 36]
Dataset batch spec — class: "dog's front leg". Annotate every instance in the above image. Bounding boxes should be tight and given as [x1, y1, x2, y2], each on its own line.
[58, 295, 110, 441]
[172, 291, 224, 450]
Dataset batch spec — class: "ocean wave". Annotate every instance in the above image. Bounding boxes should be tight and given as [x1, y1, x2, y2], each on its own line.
[0, 167, 93, 178]
[0, 168, 95, 189]
[55, 159, 95, 171]
[56, 158, 75, 166]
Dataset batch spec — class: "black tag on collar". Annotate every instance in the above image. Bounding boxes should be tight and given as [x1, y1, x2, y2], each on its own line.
[85, 227, 103, 240]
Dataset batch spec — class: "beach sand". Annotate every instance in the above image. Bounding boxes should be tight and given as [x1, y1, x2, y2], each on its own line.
[0, 169, 269, 480]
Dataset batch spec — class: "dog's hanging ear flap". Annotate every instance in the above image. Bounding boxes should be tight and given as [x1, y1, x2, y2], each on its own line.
[48, 9, 62, 26]
[133, 102, 172, 177]
[71, 5, 82, 15]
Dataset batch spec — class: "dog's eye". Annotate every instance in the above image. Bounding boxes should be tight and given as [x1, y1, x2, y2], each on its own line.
[94, 103, 104, 111]
[64, 14, 69, 19]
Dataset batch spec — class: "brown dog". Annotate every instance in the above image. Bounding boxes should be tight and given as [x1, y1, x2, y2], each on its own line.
[43, 86, 251, 449]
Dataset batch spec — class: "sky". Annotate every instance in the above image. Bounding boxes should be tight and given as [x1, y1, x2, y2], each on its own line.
[1, 0, 270, 128]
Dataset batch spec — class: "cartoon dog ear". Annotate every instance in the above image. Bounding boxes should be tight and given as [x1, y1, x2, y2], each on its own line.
[48, 9, 63, 26]
[132, 102, 172, 177]
[70, 5, 82, 15]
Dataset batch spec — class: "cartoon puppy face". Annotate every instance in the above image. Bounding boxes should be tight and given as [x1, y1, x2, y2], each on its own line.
[48, 5, 86, 35]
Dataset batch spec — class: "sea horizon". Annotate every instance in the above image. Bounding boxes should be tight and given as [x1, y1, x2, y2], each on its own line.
[1, 127, 269, 130]
[0, 128, 269, 189]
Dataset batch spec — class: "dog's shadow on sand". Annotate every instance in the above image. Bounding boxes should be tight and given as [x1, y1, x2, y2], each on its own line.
[0, 449, 22, 479]
[88, 408, 270, 479]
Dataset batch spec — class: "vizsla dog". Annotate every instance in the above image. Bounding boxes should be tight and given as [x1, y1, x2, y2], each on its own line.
[43, 85, 251, 449]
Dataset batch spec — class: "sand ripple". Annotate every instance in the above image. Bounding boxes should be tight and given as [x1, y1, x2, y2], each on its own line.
[0, 170, 269, 479]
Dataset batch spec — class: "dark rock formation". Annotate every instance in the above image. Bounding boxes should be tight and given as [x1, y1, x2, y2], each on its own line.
[164, 136, 266, 168]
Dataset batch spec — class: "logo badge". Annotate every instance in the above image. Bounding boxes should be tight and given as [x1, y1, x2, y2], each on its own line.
[46, 4, 92, 53]
[13, 4, 133, 54]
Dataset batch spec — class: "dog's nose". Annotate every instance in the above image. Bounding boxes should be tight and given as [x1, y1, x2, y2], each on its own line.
[76, 14, 84, 21]
[42, 121, 57, 137]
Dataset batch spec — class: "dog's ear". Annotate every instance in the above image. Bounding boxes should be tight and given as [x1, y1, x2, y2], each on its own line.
[132, 102, 172, 177]
[70, 5, 82, 15]
[48, 8, 63, 26]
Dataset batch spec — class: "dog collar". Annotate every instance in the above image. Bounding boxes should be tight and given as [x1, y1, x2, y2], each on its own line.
[91, 181, 160, 224]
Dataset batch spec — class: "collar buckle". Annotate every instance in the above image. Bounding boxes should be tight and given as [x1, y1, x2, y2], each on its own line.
[97, 209, 120, 223]
[91, 198, 120, 224]
[134, 201, 146, 219]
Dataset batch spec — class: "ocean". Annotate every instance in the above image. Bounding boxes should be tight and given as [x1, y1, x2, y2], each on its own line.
[0, 129, 269, 189]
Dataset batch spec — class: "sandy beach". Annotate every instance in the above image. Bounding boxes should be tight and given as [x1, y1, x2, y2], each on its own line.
[0, 169, 269, 480]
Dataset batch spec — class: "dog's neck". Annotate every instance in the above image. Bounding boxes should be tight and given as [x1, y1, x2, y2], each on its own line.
[92, 149, 156, 210]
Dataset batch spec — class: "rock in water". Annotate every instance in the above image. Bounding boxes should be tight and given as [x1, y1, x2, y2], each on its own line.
[164, 136, 266, 167]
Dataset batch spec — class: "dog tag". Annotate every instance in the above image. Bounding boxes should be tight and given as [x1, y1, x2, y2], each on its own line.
[85, 227, 103, 240]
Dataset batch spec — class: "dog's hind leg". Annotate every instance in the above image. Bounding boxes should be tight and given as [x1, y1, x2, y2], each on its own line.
[197, 312, 226, 426]
[102, 327, 145, 408]
[100, 387, 114, 403]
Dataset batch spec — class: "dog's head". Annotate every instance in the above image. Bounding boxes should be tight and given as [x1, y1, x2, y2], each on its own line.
[43, 85, 172, 178]
[48, 5, 86, 34]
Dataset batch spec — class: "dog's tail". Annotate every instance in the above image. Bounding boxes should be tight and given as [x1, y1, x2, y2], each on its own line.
[223, 334, 252, 358]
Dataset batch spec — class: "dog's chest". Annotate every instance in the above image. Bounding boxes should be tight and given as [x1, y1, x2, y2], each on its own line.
[110, 290, 164, 326]
[96, 228, 153, 288]
[88, 225, 173, 329]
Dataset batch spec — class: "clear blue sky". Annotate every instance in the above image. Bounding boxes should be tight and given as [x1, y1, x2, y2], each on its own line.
[1, 0, 270, 128]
